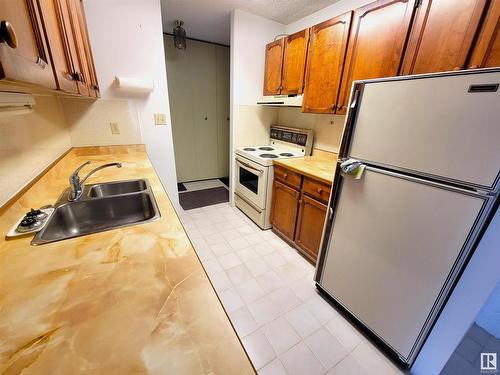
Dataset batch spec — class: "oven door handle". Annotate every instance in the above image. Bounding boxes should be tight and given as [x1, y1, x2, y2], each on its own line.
[236, 159, 264, 175]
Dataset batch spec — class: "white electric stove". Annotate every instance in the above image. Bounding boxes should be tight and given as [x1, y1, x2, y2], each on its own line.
[234, 125, 313, 229]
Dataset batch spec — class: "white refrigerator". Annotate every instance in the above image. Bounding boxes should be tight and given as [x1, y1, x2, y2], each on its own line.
[315, 68, 500, 366]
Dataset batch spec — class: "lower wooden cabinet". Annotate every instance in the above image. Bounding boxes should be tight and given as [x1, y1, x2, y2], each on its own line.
[270, 166, 332, 263]
[270, 180, 300, 240]
[295, 195, 327, 260]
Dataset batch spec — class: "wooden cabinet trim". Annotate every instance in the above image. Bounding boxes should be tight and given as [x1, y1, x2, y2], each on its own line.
[302, 12, 352, 114]
[263, 38, 285, 95]
[401, 0, 489, 75]
[467, 0, 500, 68]
[336, 0, 416, 115]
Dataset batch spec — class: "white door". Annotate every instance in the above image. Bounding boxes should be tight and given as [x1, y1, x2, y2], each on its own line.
[319, 167, 487, 360]
[349, 71, 500, 189]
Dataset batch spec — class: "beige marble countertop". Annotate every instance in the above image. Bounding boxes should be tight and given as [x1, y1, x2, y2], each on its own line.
[274, 151, 338, 184]
[0, 145, 254, 374]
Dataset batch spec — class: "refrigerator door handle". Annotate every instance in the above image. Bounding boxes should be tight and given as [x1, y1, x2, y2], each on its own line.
[364, 165, 493, 199]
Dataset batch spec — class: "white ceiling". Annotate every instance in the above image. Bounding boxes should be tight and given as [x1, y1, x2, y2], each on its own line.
[161, 0, 339, 45]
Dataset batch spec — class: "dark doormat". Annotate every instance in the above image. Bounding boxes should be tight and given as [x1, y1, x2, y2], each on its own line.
[179, 187, 229, 210]
[219, 177, 229, 188]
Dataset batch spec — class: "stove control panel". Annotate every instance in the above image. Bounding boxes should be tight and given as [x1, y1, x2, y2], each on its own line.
[270, 127, 308, 146]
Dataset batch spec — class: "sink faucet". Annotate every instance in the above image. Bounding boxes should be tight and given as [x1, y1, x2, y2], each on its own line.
[68, 161, 122, 201]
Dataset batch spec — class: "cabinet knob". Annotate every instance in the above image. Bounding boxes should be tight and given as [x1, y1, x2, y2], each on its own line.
[283, 174, 288, 179]
[204, 116, 208, 120]
[317, 188, 323, 194]
[0, 20, 18, 48]
[469, 64, 480, 69]
[452, 67, 461, 71]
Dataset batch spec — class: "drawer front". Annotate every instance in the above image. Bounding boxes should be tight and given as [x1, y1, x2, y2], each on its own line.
[303, 177, 331, 204]
[274, 165, 302, 189]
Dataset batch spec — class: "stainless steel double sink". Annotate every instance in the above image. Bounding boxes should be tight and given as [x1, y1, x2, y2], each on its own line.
[32, 179, 160, 245]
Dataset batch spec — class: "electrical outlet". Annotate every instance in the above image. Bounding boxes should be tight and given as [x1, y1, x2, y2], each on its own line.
[154, 113, 167, 125]
[110, 122, 120, 134]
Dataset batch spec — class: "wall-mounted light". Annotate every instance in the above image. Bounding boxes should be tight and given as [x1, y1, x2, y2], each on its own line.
[173, 20, 187, 50]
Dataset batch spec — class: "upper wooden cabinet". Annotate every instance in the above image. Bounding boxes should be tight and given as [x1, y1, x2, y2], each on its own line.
[302, 12, 352, 114]
[263, 38, 285, 95]
[336, 0, 416, 115]
[0, 0, 57, 88]
[67, 0, 99, 97]
[0, 0, 99, 96]
[401, 0, 490, 74]
[38, 0, 78, 94]
[467, 0, 500, 69]
[281, 29, 309, 94]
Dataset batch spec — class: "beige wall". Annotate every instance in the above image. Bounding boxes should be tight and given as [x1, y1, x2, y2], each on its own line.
[0, 88, 143, 208]
[0, 94, 71, 206]
[233, 105, 278, 148]
[277, 107, 345, 153]
[60, 98, 141, 146]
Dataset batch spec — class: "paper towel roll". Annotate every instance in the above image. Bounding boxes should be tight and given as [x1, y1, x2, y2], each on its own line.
[115, 76, 154, 93]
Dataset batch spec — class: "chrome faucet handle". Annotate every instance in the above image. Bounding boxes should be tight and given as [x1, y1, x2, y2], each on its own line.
[69, 161, 91, 201]
[70, 161, 91, 180]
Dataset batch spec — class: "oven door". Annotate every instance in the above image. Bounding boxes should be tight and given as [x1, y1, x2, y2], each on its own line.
[235, 156, 268, 209]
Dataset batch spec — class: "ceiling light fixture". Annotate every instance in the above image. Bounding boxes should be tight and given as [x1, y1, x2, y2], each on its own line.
[173, 20, 187, 50]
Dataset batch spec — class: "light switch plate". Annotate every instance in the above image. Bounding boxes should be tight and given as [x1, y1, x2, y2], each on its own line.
[154, 113, 167, 125]
[110, 122, 120, 134]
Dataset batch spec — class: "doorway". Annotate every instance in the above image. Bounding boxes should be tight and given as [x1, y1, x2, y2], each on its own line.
[164, 35, 230, 210]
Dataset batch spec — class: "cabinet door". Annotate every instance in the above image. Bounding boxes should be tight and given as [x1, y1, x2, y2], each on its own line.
[0, 0, 56, 88]
[295, 194, 327, 261]
[336, 0, 415, 115]
[270, 180, 300, 240]
[37, 0, 79, 93]
[281, 29, 309, 94]
[401, 0, 489, 74]
[302, 12, 352, 114]
[263, 38, 284, 95]
[72, 0, 99, 97]
[66, 0, 93, 96]
[467, 0, 500, 69]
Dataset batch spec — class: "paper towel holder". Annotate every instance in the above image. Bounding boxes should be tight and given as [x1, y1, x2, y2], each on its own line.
[114, 76, 154, 94]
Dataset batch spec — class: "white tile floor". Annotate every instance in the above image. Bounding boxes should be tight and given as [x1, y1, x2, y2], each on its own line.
[178, 203, 405, 375]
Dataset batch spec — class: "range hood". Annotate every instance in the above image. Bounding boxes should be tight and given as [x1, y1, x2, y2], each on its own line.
[257, 94, 303, 107]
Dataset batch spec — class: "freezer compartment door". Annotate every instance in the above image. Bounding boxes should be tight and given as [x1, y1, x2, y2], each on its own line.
[319, 168, 487, 360]
[349, 71, 500, 190]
